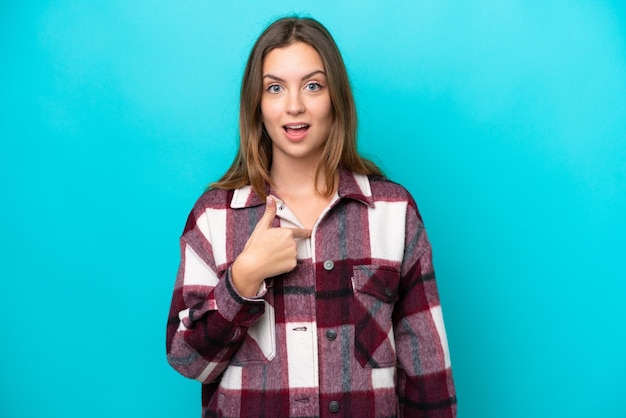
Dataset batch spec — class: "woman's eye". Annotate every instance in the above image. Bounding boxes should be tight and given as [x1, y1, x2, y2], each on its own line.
[305, 82, 322, 91]
[267, 84, 283, 93]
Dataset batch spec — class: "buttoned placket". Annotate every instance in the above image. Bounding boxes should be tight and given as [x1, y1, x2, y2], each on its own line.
[273, 194, 342, 416]
[310, 195, 344, 417]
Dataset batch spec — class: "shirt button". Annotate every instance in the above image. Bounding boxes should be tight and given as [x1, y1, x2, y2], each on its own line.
[323, 260, 334, 271]
[325, 329, 337, 341]
[249, 306, 260, 314]
[385, 287, 393, 298]
[328, 400, 340, 413]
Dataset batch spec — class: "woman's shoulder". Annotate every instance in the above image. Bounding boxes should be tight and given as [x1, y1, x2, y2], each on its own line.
[190, 184, 263, 213]
[367, 175, 415, 203]
[190, 187, 235, 212]
[365, 175, 425, 223]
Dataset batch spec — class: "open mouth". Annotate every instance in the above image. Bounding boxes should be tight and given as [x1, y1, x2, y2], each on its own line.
[283, 124, 310, 134]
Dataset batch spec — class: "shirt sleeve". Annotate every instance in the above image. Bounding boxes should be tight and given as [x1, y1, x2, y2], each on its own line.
[393, 198, 457, 417]
[165, 204, 265, 383]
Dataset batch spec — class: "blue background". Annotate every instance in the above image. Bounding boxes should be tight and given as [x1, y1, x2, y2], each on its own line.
[2, 1, 625, 417]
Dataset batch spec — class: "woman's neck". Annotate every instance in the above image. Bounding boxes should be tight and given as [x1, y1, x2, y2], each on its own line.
[270, 162, 325, 198]
[269, 147, 323, 191]
[269, 160, 337, 230]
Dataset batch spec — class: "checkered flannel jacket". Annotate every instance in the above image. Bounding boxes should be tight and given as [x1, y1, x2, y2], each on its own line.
[166, 170, 456, 417]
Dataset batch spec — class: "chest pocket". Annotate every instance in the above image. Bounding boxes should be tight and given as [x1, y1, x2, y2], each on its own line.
[352, 265, 400, 368]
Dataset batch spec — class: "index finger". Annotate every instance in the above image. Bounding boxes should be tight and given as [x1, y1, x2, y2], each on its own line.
[289, 228, 312, 239]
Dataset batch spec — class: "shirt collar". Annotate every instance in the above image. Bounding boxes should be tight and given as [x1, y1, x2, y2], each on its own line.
[230, 184, 266, 209]
[230, 168, 374, 209]
[337, 168, 374, 207]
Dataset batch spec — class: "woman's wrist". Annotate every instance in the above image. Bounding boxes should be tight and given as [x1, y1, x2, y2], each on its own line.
[231, 254, 265, 297]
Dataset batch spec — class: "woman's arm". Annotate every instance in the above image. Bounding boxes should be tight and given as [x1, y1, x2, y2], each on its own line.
[393, 199, 457, 417]
[166, 196, 309, 383]
[165, 208, 266, 383]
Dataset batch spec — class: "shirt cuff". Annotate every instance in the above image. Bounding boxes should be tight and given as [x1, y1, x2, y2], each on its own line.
[213, 267, 266, 326]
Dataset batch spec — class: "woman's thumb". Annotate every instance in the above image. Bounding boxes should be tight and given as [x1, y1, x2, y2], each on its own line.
[256, 195, 277, 229]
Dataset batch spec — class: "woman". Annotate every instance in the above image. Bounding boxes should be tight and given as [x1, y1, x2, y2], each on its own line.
[166, 16, 456, 418]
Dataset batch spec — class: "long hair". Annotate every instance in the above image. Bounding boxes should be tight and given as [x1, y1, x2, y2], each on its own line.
[211, 17, 383, 199]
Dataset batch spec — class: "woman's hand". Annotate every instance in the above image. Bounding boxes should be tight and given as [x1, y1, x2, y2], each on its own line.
[231, 196, 311, 297]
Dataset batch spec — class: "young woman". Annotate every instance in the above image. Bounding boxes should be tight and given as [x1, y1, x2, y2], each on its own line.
[166, 17, 456, 418]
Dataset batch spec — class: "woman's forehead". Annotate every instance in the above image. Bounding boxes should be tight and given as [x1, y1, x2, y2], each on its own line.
[262, 42, 325, 78]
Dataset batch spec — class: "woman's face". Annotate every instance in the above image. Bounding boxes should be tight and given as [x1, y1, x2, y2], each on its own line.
[260, 42, 333, 168]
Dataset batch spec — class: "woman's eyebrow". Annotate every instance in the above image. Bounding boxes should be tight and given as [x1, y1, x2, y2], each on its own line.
[263, 70, 326, 83]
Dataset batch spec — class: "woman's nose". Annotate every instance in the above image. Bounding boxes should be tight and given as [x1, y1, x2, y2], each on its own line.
[286, 91, 305, 115]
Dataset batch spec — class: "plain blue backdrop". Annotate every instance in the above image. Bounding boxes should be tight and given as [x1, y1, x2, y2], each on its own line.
[1, 1, 625, 417]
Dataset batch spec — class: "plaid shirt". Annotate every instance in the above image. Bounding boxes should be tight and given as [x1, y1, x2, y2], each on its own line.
[166, 170, 456, 418]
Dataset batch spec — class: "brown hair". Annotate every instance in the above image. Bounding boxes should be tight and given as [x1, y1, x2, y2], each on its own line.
[211, 16, 383, 199]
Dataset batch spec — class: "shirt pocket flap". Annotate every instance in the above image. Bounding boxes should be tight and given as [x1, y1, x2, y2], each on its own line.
[352, 265, 400, 303]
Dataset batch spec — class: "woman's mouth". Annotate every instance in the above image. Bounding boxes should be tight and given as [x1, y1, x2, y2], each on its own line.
[283, 124, 310, 140]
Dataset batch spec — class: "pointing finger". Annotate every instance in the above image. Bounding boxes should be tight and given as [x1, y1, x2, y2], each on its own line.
[290, 228, 312, 239]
